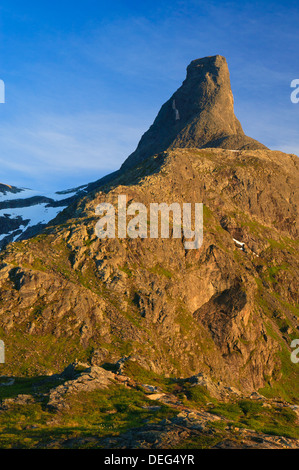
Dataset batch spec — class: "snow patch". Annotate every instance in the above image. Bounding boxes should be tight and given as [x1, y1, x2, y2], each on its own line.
[233, 238, 245, 247]
[0, 204, 66, 229]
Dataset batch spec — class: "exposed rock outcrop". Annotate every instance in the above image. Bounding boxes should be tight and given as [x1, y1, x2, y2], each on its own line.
[122, 55, 266, 170]
[47, 363, 115, 410]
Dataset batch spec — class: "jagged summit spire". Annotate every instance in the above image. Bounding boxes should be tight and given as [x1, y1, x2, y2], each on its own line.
[121, 55, 266, 170]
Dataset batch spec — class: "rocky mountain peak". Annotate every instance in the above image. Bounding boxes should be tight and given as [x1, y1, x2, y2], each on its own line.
[122, 55, 266, 170]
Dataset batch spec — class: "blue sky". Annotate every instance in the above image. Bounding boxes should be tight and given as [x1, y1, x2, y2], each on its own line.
[0, 0, 298, 191]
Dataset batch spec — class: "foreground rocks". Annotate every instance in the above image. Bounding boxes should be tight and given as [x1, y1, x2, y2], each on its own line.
[0, 394, 36, 411]
[0, 362, 298, 449]
[100, 419, 299, 450]
[47, 363, 115, 410]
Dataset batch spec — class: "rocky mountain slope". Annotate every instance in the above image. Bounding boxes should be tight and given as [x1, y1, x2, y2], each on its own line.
[0, 145, 298, 392]
[0, 55, 298, 448]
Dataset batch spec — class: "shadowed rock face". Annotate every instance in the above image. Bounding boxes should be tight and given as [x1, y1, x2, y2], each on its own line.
[122, 55, 266, 170]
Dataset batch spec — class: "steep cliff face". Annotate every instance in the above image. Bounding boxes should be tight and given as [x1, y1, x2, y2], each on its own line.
[0, 56, 298, 399]
[122, 55, 266, 170]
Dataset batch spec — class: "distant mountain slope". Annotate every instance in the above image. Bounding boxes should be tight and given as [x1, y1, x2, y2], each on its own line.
[0, 184, 88, 249]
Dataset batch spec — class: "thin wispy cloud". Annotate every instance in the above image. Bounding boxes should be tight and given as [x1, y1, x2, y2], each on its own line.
[0, 112, 146, 190]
